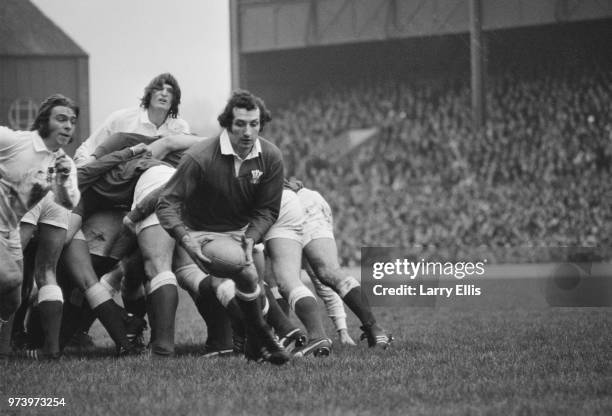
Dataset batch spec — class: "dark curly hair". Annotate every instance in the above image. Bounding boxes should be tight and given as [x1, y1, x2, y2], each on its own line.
[140, 73, 181, 118]
[217, 90, 272, 132]
[31, 94, 79, 138]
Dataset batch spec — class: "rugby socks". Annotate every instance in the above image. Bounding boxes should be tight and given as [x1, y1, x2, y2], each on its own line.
[311, 276, 348, 333]
[175, 264, 206, 296]
[146, 271, 178, 356]
[37, 284, 63, 357]
[122, 284, 147, 319]
[270, 285, 290, 316]
[100, 265, 123, 298]
[193, 275, 232, 351]
[121, 254, 148, 319]
[59, 288, 87, 348]
[338, 277, 376, 327]
[289, 286, 327, 340]
[263, 284, 295, 337]
[234, 285, 268, 331]
[215, 280, 246, 343]
[85, 283, 131, 350]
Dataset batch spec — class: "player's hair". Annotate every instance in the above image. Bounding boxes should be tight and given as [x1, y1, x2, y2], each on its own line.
[31, 94, 79, 138]
[140, 72, 182, 118]
[217, 90, 272, 132]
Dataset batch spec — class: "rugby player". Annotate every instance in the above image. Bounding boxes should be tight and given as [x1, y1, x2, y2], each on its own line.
[289, 178, 393, 349]
[156, 90, 291, 365]
[67, 73, 193, 353]
[0, 94, 81, 358]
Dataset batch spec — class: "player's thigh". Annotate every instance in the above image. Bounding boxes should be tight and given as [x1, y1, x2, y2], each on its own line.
[266, 237, 304, 293]
[137, 224, 175, 277]
[0, 232, 23, 290]
[303, 237, 343, 283]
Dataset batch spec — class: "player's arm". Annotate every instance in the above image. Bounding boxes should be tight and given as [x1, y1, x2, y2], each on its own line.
[123, 186, 164, 231]
[147, 133, 205, 161]
[0, 126, 19, 148]
[91, 132, 154, 159]
[77, 143, 148, 191]
[73, 111, 118, 166]
[156, 156, 211, 268]
[51, 155, 80, 210]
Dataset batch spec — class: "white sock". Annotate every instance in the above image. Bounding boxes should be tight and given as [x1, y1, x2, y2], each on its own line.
[175, 264, 208, 295]
[37, 284, 64, 304]
[215, 279, 236, 307]
[337, 276, 360, 298]
[85, 283, 112, 309]
[234, 285, 261, 302]
[146, 271, 177, 295]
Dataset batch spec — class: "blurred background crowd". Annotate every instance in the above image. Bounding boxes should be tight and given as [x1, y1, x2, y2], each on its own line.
[267, 57, 612, 266]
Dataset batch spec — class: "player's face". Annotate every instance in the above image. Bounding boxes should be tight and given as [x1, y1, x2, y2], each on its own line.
[150, 83, 174, 112]
[228, 107, 260, 158]
[44, 106, 77, 151]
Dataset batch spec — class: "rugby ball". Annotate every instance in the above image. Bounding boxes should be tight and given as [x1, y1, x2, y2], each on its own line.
[201, 237, 248, 277]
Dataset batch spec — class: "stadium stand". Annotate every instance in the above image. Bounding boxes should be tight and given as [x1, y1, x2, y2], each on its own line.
[267, 53, 612, 266]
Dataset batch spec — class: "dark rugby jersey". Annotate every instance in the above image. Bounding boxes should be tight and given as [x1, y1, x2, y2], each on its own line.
[156, 135, 284, 244]
[75, 132, 166, 216]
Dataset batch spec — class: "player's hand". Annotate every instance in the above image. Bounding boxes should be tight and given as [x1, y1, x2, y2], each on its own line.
[181, 234, 212, 270]
[122, 215, 136, 235]
[241, 235, 254, 265]
[54, 155, 72, 180]
[338, 329, 356, 346]
[129, 143, 150, 156]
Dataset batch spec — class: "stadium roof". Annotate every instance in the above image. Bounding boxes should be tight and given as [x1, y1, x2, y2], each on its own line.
[0, 0, 87, 57]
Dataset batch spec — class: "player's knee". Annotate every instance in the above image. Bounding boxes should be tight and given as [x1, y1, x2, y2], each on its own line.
[142, 256, 171, 280]
[313, 264, 342, 287]
[236, 265, 259, 287]
[34, 265, 57, 288]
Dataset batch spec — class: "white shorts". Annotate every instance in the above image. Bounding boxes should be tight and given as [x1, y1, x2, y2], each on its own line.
[132, 165, 176, 234]
[298, 188, 334, 246]
[0, 228, 23, 262]
[264, 190, 304, 243]
[20, 192, 71, 230]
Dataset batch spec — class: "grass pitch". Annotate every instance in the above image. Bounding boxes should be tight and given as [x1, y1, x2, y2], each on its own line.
[1, 269, 610, 415]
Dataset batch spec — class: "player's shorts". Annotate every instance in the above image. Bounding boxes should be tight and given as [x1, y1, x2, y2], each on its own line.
[72, 210, 126, 259]
[264, 189, 304, 243]
[0, 184, 23, 260]
[20, 192, 71, 230]
[298, 188, 335, 246]
[0, 227, 23, 262]
[187, 228, 246, 246]
[132, 165, 176, 234]
[0, 181, 20, 232]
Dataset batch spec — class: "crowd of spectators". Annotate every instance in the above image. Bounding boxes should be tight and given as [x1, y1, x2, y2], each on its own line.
[266, 61, 612, 266]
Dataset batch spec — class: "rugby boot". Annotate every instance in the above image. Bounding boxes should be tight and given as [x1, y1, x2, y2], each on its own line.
[360, 322, 393, 349]
[252, 327, 291, 365]
[124, 312, 147, 350]
[116, 341, 146, 357]
[293, 337, 332, 358]
[278, 328, 307, 352]
[14, 347, 62, 361]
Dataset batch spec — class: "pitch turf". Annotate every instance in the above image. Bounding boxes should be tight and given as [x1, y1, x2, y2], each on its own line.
[1, 270, 610, 415]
